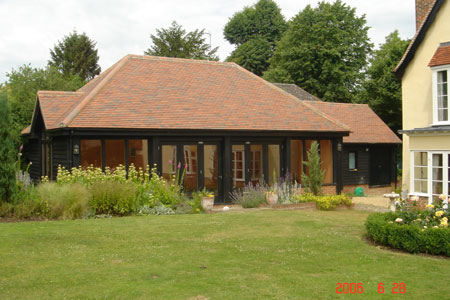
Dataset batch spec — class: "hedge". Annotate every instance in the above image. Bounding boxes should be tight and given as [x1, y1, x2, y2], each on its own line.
[365, 213, 450, 256]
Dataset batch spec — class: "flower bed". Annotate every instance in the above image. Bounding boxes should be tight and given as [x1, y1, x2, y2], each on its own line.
[365, 199, 450, 256]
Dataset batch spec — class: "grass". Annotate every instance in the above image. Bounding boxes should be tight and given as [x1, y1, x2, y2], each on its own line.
[0, 210, 449, 299]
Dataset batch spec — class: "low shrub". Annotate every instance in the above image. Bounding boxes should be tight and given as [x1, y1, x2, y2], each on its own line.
[292, 193, 352, 210]
[138, 204, 175, 215]
[230, 182, 267, 208]
[0, 201, 13, 217]
[89, 181, 137, 215]
[365, 213, 450, 256]
[36, 182, 91, 219]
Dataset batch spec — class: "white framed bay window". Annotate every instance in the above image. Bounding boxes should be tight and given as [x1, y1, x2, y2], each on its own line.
[432, 65, 450, 124]
[411, 150, 450, 202]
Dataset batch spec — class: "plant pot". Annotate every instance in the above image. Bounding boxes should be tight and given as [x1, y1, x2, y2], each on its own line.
[266, 192, 278, 205]
[201, 196, 215, 211]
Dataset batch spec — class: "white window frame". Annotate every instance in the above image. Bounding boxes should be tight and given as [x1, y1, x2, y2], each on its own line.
[410, 150, 450, 203]
[183, 145, 197, 175]
[432, 65, 450, 125]
[232, 150, 245, 183]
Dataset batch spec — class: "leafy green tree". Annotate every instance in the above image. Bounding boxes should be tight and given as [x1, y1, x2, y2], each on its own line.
[49, 30, 101, 81]
[6, 65, 84, 145]
[358, 31, 410, 134]
[264, 0, 372, 103]
[145, 21, 219, 61]
[0, 91, 16, 203]
[224, 0, 287, 75]
[227, 37, 272, 76]
[302, 141, 324, 196]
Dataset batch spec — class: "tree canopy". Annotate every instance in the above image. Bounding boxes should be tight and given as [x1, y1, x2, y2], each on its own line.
[358, 31, 410, 134]
[264, 0, 372, 103]
[5, 65, 84, 144]
[224, 0, 287, 76]
[145, 21, 219, 61]
[0, 90, 17, 202]
[48, 30, 101, 81]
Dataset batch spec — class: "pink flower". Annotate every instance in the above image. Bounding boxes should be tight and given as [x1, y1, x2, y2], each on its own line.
[19, 145, 23, 151]
[178, 162, 181, 169]
[168, 160, 173, 165]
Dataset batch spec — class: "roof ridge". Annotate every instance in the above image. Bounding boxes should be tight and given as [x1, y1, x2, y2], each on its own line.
[230, 63, 350, 132]
[304, 100, 369, 107]
[60, 54, 133, 127]
[130, 54, 235, 66]
[38, 90, 83, 94]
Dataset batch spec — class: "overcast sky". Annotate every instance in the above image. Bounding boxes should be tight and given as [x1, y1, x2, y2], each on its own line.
[0, 0, 416, 83]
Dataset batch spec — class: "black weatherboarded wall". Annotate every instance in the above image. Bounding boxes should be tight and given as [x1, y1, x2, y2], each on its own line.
[342, 145, 369, 185]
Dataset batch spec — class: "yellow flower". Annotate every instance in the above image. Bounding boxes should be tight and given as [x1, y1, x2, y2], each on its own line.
[440, 217, 448, 227]
[426, 204, 434, 209]
[435, 211, 444, 217]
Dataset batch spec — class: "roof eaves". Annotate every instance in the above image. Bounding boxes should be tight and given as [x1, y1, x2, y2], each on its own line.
[394, 0, 445, 78]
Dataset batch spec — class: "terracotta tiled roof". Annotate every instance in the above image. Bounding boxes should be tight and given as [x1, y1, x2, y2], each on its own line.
[394, 0, 445, 77]
[272, 83, 319, 101]
[305, 101, 401, 144]
[21, 125, 31, 134]
[32, 54, 349, 133]
[429, 42, 450, 66]
[37, 91, 83, 129]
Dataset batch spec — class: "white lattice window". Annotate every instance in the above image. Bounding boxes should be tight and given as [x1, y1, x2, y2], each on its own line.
[411, 151, 450, 202]
[232, 150, 244, 183]
[432, 66, 450, 124]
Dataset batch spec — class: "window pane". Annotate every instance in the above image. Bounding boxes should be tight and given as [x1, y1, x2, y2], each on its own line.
[183, 145, 197, 191]
[268, 145, 280, 184]
[414, 180, 428, 193]
[204, 145, 218, 196]
[438, 70, 448, 83]
[349, 152, 356, 170]
[433, 167, 443, 181]
[128, 139, 148, 171]
[250, 145, 263, 183]
[162, 145, 177, 181]
[81, 140, 102, 168]
[439, 108, 448, 121]
[290, 140, 303, 182]
[433, 181, 443, 195]
[105, 140, 125, 170]
[414, 152, 427, 166]
[232, 145, 245, 188]
[433, 154, 443, 167]
[320, 140, 333, 184]
[414, 167, 428, 180]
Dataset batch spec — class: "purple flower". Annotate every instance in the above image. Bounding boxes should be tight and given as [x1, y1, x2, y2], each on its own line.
[178, 162, 181, 169]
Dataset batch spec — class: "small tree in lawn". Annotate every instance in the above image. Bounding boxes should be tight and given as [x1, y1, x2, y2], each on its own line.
[0, 91, 16, 203]
[302, 141, 324, 195]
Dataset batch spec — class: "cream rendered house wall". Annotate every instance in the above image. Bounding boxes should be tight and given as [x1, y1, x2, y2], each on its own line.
[402, 1, 450, 192]
[402, 0, 450, 192]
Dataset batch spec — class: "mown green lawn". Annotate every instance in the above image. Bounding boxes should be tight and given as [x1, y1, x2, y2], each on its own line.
[0, 210, 449, 300]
